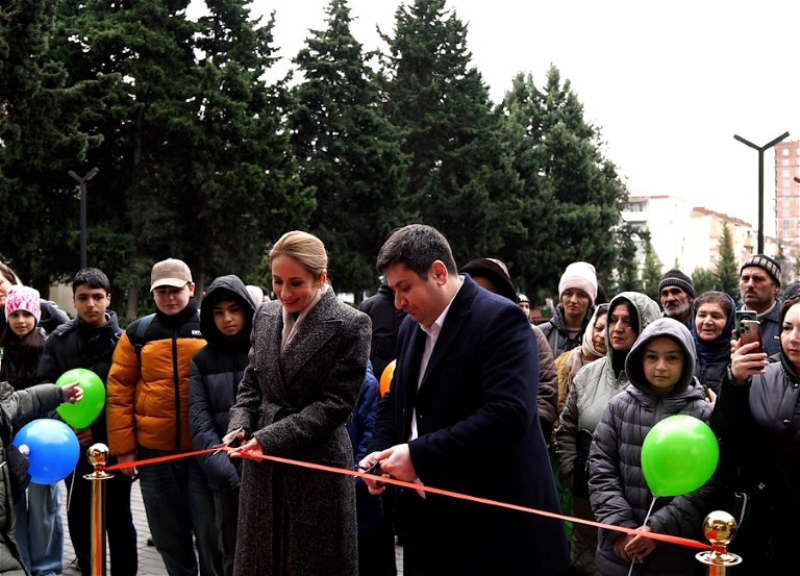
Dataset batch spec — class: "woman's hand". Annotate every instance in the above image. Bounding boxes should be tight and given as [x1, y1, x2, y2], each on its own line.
[222, 428, 246, 447]
[228, 437, 263, 459]
[730, 338, 768, 384]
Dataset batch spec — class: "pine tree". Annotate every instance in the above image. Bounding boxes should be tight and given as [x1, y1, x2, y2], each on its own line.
[614, 222, 644, 293]
[289, 0, 407, 294]
[378, 0, 524, 267]
[641, 237, 663, 302]
[186, 0, 314, 290]
[692, 267, 719, 295]
[716, 223, 739, 301]
[0, 0, 105, 292]
[49, 0, 312, 311]
[497, 68, 626, 298]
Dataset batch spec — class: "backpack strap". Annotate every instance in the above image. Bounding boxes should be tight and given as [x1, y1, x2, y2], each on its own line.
[132, 313, 156, 358]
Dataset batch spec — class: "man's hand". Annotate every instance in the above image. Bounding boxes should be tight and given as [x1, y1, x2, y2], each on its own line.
[376, 444, 417, 482]
[117, 452, 137, 477]
[359, 451, 390, 495]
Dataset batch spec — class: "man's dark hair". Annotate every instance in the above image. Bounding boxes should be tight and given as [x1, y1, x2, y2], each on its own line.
[72, 267, 111, 294]
[376, 224, 457, 279]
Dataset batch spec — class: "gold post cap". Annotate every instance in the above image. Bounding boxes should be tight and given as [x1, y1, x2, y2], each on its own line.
[703, 510, 738, 546]
[86, 443, 110, 469]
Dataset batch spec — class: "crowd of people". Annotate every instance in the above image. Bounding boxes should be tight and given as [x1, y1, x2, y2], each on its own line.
[0, 229, 798, 576]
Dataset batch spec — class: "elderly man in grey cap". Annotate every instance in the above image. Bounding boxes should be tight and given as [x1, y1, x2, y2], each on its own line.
[739, 253, 782, 356]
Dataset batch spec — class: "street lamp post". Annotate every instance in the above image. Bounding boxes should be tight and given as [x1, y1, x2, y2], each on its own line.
[68, 167, 99, 269]
[733, 132, 790, 254]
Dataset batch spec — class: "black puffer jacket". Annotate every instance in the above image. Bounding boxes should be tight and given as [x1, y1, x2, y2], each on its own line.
[358, 283, 405, 379]
[589, 318, 713, 576]
[540, 304, 594, 359]
[37, 311, 122, 444]
[189, 275, 255, 493]
[712, 351, 800, 570]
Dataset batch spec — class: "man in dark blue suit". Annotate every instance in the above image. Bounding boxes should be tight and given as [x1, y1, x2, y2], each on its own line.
[361, 224, 569, 576]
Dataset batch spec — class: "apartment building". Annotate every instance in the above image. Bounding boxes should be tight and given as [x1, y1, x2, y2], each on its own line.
[622, 194, 799, 284]
[775, 140, 800, 246]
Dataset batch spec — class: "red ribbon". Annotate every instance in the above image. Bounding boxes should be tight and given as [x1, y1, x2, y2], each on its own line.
[102, 445, 711, 551]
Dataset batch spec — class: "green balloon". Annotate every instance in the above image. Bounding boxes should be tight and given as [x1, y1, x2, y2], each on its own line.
[641, 414, 719, 497]
[55, 368, 106, 429]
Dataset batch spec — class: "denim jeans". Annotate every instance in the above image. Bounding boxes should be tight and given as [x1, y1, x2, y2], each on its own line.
[15, 482, 63, 576]
[137, 447, 222, 576]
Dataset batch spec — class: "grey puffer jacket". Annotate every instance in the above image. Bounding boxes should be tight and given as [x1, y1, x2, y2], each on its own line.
[555, 292, 660, 576]
[589, 318, 714, 576]
[557, 292, 662, 482]
[0, 381, 66, 575]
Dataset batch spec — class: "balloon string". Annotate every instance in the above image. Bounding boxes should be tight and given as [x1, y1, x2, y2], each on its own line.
[104, 445, 711, 551]
[626, 495, 658, 576]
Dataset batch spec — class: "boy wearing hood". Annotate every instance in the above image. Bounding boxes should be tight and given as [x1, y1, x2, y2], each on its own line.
[190, 275, 255, 576]
[588, 318, 714, 576]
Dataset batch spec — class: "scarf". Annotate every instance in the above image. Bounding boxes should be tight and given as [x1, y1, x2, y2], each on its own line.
[280, 283, 328, 352]
[691, 293, 736, 367]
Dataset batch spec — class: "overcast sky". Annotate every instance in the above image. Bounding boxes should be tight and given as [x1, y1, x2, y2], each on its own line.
[209, 0, 800, 235]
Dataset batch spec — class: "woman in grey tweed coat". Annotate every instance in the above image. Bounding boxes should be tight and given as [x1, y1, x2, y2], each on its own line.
[225, 231, 371, 576]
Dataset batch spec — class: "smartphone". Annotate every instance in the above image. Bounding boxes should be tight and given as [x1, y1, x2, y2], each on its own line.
[739, 319, 762, 353]
[735, 310, 758, 337]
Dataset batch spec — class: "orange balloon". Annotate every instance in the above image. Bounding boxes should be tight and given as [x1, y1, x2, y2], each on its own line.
[379, 360, 396, 398]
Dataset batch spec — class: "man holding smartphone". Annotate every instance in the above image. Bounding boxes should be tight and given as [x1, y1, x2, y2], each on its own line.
[739, 254, 782, 356]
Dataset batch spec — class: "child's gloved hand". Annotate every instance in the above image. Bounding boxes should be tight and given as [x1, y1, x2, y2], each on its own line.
[60, 381, 84, 404]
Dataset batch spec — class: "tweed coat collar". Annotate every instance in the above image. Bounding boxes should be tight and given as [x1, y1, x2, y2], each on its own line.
[265, 289, 344, 386]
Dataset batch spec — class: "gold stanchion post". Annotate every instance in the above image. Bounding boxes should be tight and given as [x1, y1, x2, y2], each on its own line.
[84, 443, 113, 576]
[695, 510, 743, 576]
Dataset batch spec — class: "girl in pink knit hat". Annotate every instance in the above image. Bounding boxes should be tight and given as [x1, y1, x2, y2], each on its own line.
[0, 285, 65, 576]
[0, 286, 44, 387]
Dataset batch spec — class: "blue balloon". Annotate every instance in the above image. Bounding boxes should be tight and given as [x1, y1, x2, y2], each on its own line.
[12, 419, 80, 485]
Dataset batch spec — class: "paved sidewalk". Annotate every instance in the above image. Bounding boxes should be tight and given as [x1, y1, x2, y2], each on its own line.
[61, 479, 403, 575]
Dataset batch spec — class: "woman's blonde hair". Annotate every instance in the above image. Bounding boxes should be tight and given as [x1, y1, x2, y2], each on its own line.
[269, 231, 328, 280]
